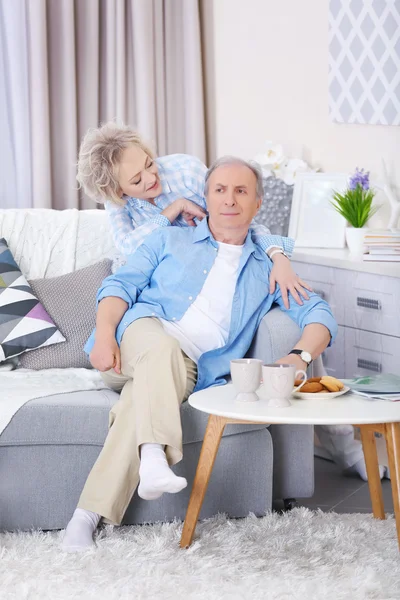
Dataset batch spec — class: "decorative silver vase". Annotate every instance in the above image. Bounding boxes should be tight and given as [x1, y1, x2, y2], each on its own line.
[257, 175, 294, 237]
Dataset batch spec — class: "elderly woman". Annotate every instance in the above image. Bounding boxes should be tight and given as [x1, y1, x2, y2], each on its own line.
[76, 121, 312, 307]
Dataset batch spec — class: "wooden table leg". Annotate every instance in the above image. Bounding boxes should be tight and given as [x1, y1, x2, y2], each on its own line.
[359, 425, 385, 519]
[180, 414, 227, 548]
[384, 423, 400, 549]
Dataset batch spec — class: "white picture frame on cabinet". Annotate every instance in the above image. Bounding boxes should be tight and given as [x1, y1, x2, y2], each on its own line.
[289, 172, 348, 248]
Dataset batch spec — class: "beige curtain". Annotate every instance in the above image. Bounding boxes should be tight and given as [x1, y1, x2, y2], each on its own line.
[23, 0, 206, 210]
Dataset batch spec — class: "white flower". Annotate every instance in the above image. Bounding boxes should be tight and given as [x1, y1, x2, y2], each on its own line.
[264, 142, 285, 165]
[258, 166, 274, 179]
[271, 161, 287, 180]
[254, 142, 285, 168]
[254, 142, 313, 186]
[281, 159, 310, 185]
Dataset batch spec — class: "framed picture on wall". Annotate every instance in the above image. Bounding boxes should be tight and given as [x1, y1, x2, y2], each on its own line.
[289, 172, 349, 248]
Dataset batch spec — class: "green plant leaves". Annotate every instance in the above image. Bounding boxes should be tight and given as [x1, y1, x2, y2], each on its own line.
[330, 185, 380, 228]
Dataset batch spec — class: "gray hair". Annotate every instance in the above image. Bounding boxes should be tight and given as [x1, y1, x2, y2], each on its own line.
[204, 156, 264, 199]
[76, 121, 155, 206]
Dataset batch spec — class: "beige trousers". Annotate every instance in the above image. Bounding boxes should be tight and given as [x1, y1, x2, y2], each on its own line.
[78, 317, 197, 524]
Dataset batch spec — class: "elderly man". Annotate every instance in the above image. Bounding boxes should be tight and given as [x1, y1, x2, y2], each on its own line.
[62, 156, 337, 552]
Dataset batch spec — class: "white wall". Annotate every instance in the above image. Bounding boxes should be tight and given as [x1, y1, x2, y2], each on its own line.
[206, 0, 400, 226]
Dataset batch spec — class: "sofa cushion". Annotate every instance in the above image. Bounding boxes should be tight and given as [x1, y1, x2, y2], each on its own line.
[19, 259, 112, 369]
[0, 238, 65, 362]
[0, 391, 266, 447]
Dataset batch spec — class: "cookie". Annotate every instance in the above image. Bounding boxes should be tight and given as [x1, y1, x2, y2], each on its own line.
[320, 376, 344, 393]
[319, 384, 330, 392]
[295, 376, 321, 387]
[300, 382, 324, 393]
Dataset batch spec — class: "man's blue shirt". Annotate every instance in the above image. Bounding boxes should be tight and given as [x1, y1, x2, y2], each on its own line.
[85, 219, 337, 392]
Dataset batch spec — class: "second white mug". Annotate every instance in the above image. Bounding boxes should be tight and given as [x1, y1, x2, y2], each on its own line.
[262, 364, 307, 408]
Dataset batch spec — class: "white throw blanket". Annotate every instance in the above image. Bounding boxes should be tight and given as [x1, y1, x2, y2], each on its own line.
[0, 208, 115, 279]
[0, 368, 108, 436]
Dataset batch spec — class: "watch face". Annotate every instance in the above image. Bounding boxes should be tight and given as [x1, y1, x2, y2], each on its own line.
[301, 351, 312, 363]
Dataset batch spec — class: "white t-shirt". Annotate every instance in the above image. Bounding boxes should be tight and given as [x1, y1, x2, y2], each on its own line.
[161, 242, 243, 362]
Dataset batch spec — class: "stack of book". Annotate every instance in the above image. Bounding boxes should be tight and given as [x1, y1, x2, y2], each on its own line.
[363, 229, 400, 261]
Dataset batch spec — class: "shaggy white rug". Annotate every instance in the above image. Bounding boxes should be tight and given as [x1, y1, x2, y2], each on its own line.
[1, 509, 399, 600]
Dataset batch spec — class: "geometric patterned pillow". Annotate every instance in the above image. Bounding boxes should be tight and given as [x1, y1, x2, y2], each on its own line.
[0, 238, 65, 362]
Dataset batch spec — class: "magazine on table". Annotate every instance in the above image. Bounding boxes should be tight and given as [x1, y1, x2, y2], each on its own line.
[342, 374, 400, 401]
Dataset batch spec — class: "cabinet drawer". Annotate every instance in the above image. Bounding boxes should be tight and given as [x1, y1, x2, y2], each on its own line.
[344, 328, 400, 378]
[292, 261, 344, 324]
[321, 325, 345, 378]
[343, 272, 400, 337]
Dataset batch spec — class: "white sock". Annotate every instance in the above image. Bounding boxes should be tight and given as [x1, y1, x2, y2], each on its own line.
[62, 508, 101, 553]
[138, 443, 187, 501]
[346, 458, 385, 482]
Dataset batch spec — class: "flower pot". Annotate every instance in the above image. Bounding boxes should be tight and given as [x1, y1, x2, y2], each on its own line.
[345, 227, 367, 257]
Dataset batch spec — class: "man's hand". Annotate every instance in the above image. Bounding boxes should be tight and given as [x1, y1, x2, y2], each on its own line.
[275, 353, 307, 372]
[91, 297, 128, 373]
[90, 335, 121, 374]
[162, 198, 206, 226]
[269, 253, 312, 309]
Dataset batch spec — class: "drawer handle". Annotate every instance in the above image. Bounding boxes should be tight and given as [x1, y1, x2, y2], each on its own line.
[357, 358, 382, 372]
[314, 289, 326, 299]
[356, 297, 381, 310]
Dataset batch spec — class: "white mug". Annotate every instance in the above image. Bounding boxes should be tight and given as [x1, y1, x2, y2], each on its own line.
[262, 364, 307, 408]
[230, 359, 263, 402]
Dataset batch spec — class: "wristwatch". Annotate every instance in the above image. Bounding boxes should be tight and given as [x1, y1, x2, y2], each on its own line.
[288, 349, 312, 367]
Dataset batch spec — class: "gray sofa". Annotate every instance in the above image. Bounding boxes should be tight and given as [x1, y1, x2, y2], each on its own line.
[0, 208, 314, 532]
[0, 308, 314, 532]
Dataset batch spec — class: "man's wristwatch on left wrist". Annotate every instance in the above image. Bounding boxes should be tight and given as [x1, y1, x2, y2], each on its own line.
[288, 349, 312, 367]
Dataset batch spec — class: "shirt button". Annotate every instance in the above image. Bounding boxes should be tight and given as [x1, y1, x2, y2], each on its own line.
[151, 313, 155, 316]
[188, 296, 193, 301]
[172, 317, 176, 321]
[203, 270, 207, 274]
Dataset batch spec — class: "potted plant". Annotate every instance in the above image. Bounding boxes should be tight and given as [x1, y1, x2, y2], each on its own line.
[330, 168, 380, 256]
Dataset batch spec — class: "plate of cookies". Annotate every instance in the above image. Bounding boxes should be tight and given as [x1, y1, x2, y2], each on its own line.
[292, 376, 349, 400]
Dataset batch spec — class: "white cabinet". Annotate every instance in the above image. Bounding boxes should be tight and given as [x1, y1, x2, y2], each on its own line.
[292, 255, 400, 379]
[292, 262, 345, 325]
[343, 328, 400, 378]
[344, 272, 400, 338]
[321, 325, 345, 378]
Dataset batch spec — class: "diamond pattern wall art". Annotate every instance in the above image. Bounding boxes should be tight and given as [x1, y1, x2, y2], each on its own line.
[329, 0, 400, 125]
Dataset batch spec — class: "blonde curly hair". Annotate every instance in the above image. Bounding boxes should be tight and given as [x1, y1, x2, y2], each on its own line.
[77, 121, 155, 205]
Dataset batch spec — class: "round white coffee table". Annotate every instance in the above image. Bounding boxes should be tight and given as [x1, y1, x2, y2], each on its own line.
[180, 384, 400, 550]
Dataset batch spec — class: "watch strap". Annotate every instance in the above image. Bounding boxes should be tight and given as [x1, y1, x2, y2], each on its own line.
[269, 248, 288, 260]
[288, 349, 312, 365]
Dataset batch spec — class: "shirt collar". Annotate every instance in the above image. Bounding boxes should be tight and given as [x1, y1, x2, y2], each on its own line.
[193, 218, 263, 259]
[124, 197, 150, 209]
[156, 160, 171, 195]
[192, 217, 214, 243]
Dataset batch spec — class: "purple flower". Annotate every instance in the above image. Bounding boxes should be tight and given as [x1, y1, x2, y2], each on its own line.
[349, 168, 370, 191]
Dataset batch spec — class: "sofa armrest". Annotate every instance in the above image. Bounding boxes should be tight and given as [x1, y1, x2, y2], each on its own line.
[247, 306, 301, 363]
